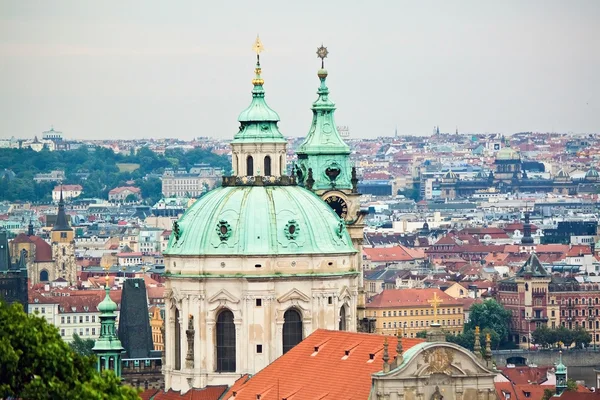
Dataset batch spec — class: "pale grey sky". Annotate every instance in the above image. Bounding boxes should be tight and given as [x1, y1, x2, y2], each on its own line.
[1, 0, 599, 140]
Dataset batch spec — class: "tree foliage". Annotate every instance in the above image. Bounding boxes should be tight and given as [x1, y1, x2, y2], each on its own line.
[0, 301, 140, 399]
[70, 333, 96, 357]
[466, 299, 513, 345]
[0, 146, 229, 203]
[532, 325, 591, 348]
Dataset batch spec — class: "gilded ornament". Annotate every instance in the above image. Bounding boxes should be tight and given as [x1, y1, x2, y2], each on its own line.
[422, 347, 454, 374]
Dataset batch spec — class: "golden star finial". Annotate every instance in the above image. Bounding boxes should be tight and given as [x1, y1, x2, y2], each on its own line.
[428, 291, 444, 318]
[316, 44, 328, 68]
[252, 35, 265, 56]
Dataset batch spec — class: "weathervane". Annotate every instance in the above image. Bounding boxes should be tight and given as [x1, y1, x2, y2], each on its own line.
[252, 35, 265, 62]
[316, 44, 328, 68]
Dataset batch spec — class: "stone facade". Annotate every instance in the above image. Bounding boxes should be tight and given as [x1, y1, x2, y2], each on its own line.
[371, 341, 496, 400]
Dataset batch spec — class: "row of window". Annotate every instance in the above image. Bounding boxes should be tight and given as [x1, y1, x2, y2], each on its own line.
[61, 327, 96, 337]
[123, 360, 152, 368]
[61, 315, 96, 324]
[173, 307, 306, 373]
[376, 308, 462, 317]
[383, 319, 462, 329]
[504, 297, 600, 306]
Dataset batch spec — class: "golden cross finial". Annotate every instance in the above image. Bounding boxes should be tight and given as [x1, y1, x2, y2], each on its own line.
[428, 291, 443, 318]
[316, 44, 328, 68]
[252, 35, 265, 57]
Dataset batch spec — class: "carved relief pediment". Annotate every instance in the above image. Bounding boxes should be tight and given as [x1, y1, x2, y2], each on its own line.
[338, 286, 352, 302]
[277, 288, 311, 304]
[208, 289, 240, 305]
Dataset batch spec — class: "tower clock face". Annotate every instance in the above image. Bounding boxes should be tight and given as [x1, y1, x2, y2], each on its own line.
[325, 195, 348, 219]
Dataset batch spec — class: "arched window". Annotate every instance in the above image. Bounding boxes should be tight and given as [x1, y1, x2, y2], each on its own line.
[264, 156, 271, 176]
[279, 155, 284, 175]
[339, 305, 347, 331]
[246, 156, 254, 176]
[39, 270, 49, 282]
[216, 309, 236, 372]
[283, 308, 303, 354]
[174, 308, 181, 370]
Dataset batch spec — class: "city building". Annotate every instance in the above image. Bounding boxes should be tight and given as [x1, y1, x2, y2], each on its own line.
[108, 186, 142, 203]
[162, 44, 363, 393]
[161, 165, 222, 198]
[498, 253, 600, 347]
[0, 229, 28, 308]
[366, 289, 465, 337]
[52, 184, 83, 202]
[33, 170, 66, 183]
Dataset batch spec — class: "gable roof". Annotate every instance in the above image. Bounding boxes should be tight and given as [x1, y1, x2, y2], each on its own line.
[367, 288, 463, 308]
[516, 253, 549, 277]
[221, 329, 423, 400]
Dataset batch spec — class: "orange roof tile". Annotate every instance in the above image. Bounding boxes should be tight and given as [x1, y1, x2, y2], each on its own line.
[366, 288, 463, 308]
[222, 329, 423, 400]
[144, 386, 228, 400]
[363, 246, 422, 262]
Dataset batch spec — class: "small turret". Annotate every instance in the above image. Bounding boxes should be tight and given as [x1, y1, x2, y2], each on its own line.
[484, 332, 493, 367]
[382, 337, 390, 373]
[555, 351, 568, 396]
[93, 275, 124, 377]
[473, 326, 482, 359]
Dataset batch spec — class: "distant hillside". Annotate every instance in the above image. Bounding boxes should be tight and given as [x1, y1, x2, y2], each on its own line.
[0, 146, 229, 204]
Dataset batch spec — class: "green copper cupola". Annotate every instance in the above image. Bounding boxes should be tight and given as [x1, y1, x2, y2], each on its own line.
[231, 36, 288, 178]
[92, 276, 124, 378]
[296, 45, 353, 191]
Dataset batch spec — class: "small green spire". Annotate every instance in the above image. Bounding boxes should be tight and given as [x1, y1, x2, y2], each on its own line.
[233, 37, 286, 144]
[92, 275, 124, 378]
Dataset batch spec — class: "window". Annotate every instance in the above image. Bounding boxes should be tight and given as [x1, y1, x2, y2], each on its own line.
[383, 311, 386, 317]
[61, 316, 65, 324]
[328, 297, 333, 305]
[67, 316, 71, 324]
[393, 311, 397, 317]
[92, 328, 96, 336]
[216, 309, 236, 372]
[92, 316, 96, 323]
[256, 299, 262, 307]
[61, 232, 67, 239]
[79, 316, 83, 323]
[40, 270, 49, 282]
[134, 360, 140, 367]
[264, 155, 271, 176]
[283, 308, 303, 354]
[85, 328, 89, 335]
[246, 155, 254, 176]
[86, 316, 89, 322]
[256, 344, 263, 353]
[339, 306, 347, 331]
[383, 322, 387, 329]
[145, 360, 151, 367]
[174, 309, 181, 370]
[61, 329, 65, 336]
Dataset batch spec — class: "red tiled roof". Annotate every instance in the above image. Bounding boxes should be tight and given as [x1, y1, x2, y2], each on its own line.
[108, 186, 140, 195]
[11, 234, 53, 262]
[53, 184, 82, 191]
[499, 366, 551, 385]
[363, 246, 423, 262]
[566, 245, 593, 257]
[367, 288, 463, 308]
[29, 289, 122, 313]
[144, 386, 228, 400]
[222, 329, 423, 400]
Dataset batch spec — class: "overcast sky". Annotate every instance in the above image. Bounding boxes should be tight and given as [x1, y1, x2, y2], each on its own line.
[1, 1, 599, 141]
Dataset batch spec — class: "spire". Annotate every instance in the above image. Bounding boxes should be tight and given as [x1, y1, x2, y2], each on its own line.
[382, 337, 390, 373]
[474, 326, 482, 359]
[484, 332, 493, 365]
[522, 205, 534, 245]
[52, 185, 72, 232]
[232, 36, 286, 150]
[297, 44, 350, 156]
[93, 272, 124, 377]
[27, 218, 34, 236]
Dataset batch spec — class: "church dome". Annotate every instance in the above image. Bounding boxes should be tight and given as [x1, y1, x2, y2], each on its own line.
[165, 185, 356, 256]
[496, 147, 520, 161]
[98, 288, 117, 313]
[443, 170, 458, 180]
[585, 167, 599, 180]
[556, 168, 570, 179]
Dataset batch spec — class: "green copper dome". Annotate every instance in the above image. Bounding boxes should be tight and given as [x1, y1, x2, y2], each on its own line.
[496, 146, 520, 161]
[233, 60, 286, 144]
[164, 185, 356, 256]
[98, 285, 118, 313]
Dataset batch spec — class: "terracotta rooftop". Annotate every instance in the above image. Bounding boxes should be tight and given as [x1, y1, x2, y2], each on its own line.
[222, 329, 424, 400]
[10, 234, 52, 262]
[141, 386, 228, 400]
[363, 246, 424, 262]
[367, 288, 463, 308]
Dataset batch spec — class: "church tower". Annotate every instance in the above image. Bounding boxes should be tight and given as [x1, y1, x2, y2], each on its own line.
[295, 45, 367, 324]
[50, 188, 77, 285]
[93, 276, 124, 378]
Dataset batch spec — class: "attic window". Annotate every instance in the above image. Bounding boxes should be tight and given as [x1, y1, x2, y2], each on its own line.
[255, 264, 261, 268]
[328, 261, 333, 266]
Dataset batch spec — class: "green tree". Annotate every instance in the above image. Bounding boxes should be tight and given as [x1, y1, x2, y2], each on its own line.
[0, 301, 140, 399]
[124, 193, 138, 203]
[466, 299, 512, 346]
[69, 333, 96, 356]
[572, 326, 592, 348]
[555, 326, 574, 348]
[532, 325, 553, 348]
[415, 330, 428, 339]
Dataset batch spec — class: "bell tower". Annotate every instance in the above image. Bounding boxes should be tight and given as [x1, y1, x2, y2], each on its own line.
[230, 36, 287, 178]
[296, 45, 368, 325]
[51, 187, 76, 284]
